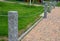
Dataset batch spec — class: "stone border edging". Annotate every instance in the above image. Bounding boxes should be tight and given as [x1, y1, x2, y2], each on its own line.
[18, 14, 44, 41]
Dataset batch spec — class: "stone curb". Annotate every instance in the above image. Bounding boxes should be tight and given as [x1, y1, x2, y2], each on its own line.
[18, 13, 44, 41]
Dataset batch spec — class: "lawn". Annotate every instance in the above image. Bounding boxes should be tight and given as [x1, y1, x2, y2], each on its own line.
[56, 1, 60, 6]
[0, 2, 43, 36]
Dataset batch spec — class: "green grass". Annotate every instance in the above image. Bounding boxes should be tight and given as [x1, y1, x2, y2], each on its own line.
[0, 2, 43, 36]
[56, 1, 60, 6]
[0, 39, 5, 41]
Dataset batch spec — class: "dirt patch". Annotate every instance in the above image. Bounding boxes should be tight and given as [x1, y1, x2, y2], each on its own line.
[0, 37, 8, 41]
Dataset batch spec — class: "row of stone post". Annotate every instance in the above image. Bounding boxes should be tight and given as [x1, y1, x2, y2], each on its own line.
[8, 1, 56, 41]
[43, 1, 56, 18]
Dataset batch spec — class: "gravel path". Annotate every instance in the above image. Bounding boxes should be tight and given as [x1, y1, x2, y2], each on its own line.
[21, 7, 60, 41]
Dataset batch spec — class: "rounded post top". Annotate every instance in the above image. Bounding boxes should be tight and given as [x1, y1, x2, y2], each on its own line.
[45, 3, 48, 6]
[8, 11, 18, 12]
[8, 11, 18, 14]
[8, 11, 18, 17]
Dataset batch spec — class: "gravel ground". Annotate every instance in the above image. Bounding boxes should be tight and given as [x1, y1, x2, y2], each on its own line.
[21, 7, 60, 41]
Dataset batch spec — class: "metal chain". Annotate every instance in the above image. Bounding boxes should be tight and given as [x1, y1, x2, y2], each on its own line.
[0, 9, 44, 27]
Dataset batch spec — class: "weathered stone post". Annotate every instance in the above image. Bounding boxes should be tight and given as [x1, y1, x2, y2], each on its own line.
[44, 3, 48, 18]
[50, 0, 56, 9]
[30, 0, 32, 5]
[53, 1, 56, 8]
[48, 2, 52, 13]
[8, 11, 18, 41]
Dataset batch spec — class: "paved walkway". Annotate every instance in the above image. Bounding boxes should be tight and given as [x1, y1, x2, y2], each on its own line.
[21, 7, 60, 41]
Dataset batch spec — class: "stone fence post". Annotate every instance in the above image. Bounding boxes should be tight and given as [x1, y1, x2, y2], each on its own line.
[48, 2, 52, 13]
[8, 11, 18, 41]
[44, 3, 48, 18]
